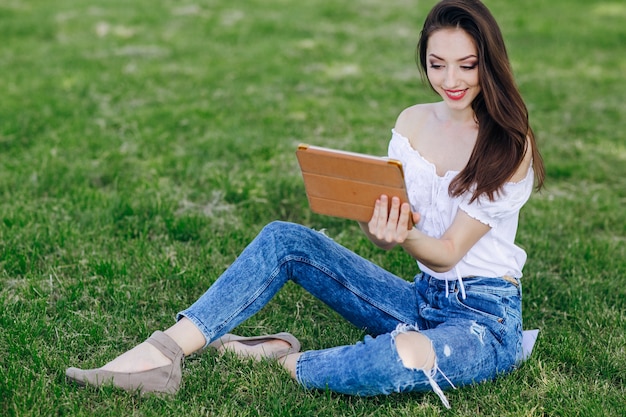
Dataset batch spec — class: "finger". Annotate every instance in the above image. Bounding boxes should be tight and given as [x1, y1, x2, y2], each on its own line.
[398, 202, 412, 232]
[369, 197, 386, 236]
[384, 197, 402, 240]
[369, 198, 381, 226]
[412, 211, 420, 227]
[377, 195, 389, 221]
[387, 196, 401, 224]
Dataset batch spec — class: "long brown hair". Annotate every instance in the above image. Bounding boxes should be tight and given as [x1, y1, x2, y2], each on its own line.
[417, 0, 544, 202]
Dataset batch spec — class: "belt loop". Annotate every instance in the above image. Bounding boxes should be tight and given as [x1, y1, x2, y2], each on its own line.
[502, 275, 519, 287]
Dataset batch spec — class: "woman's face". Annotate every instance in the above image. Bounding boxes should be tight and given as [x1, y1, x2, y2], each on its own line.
[426, 28, 481, 111]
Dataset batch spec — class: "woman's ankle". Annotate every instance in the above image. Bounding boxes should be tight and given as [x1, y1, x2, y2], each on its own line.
[164, 318, 206, 355]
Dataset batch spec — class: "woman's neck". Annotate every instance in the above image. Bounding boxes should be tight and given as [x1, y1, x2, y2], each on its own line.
[435, 101, 477, 126]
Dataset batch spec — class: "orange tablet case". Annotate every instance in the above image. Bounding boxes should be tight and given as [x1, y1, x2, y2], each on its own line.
[296, 144, 412, 225]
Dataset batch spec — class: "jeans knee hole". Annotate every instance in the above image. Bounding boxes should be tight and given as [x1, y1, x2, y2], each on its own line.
[394, 332, 436, 371]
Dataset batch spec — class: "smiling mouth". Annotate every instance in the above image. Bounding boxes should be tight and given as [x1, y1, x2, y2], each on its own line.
[445, 89, 467, 100]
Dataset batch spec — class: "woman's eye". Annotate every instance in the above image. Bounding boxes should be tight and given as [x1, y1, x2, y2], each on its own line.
[461, 64, 478, 70]
[429, 64, 443, 69]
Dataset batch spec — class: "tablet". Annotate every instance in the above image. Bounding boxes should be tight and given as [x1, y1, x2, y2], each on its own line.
[296, 144, 412, 227]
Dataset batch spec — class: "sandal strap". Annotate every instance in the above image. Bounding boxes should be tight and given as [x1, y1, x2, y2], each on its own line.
[146, 331, 183, 361]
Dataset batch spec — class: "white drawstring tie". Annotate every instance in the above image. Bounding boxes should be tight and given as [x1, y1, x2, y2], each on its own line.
[444, 266, 467, 299]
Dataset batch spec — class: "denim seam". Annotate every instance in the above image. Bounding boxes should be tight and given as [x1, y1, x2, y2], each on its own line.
[210, 262, 285, 337]
[287, 255, 416, 325]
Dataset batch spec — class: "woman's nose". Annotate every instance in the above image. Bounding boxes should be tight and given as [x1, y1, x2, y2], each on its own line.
[443, 67, 459, 89]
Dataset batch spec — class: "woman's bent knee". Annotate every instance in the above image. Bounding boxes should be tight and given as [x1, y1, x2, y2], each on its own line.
[395, 331, 436, 370]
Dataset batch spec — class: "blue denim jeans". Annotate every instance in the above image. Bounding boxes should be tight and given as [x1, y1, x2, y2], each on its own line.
[178, 221, 523, 407]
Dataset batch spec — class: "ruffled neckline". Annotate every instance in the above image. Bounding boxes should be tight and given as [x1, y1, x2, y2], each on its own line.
[391, 128, 533, 186]
[391, 129, 459, 180]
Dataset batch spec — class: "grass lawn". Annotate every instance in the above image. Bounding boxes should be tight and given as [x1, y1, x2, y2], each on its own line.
[1, 0, 625, 415]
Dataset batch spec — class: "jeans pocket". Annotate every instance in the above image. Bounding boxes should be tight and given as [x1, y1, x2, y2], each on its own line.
[453, 290, 506, 322]
[450, 291, 509, 344]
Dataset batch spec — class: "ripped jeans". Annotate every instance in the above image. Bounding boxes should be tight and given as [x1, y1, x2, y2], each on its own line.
[178, 221, 523, 407]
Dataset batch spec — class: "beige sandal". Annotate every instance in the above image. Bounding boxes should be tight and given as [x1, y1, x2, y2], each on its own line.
[208, 332, 301, 360]
[65, 331, 183, 395]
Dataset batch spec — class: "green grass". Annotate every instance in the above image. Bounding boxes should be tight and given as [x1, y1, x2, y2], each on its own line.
[1, 0, 625, 415]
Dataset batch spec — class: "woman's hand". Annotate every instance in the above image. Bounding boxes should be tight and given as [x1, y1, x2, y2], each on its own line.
[366, 195, 420, 246]
[360, 195, 490, 271]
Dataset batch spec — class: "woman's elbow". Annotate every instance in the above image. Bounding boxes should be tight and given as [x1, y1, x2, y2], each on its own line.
[425, 240, 465, 272]
[418, 251, 460, 272]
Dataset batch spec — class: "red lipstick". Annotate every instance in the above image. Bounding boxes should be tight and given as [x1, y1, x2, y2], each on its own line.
[445, 89, 467, 101]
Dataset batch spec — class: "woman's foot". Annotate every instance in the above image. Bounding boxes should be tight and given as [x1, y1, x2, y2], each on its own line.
[100, 341, 172, 373]
[66, 331, 184, 395]
[211, 332, 301, 360]
[220, 339, 291, 360]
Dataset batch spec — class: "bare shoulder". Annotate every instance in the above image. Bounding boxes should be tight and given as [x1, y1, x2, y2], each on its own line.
[509, 137, 534, 182]
[394, 103, 437, 138]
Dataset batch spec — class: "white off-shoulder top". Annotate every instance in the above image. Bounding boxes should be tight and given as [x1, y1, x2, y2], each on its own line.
[388, 129, 534, 282]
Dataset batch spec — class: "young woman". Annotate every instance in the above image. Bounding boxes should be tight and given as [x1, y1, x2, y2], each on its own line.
[67, 0, 544, 408]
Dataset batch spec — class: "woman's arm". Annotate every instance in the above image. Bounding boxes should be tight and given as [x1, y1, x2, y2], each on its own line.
[360, 142, 533, 271]
[400, 207, 490, 272]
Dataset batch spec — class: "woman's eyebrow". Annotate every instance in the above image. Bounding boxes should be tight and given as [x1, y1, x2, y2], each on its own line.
[428, 53, 478, 61]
